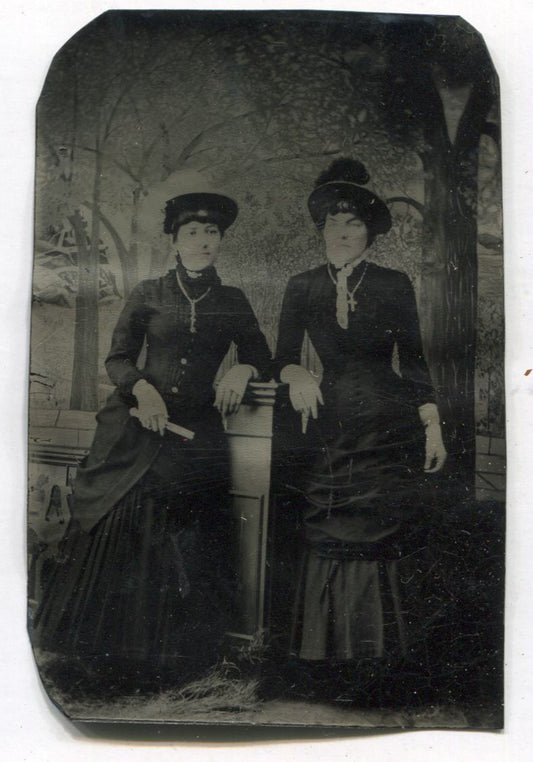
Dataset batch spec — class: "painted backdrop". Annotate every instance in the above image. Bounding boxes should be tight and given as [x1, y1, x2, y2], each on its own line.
[32, 12, 503, 491]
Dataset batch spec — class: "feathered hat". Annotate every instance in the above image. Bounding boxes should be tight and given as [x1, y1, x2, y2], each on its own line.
[307, 158, 391, 235]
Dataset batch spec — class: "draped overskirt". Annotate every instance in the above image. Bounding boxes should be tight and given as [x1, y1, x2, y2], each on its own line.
[32, 429, 234, 678]
[291, 365, 426, 661]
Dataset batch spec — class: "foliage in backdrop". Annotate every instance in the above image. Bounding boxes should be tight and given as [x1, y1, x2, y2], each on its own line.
[32, 11, 504, 444]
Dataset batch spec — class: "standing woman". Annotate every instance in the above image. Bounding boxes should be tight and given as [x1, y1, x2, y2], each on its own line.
[33, 176, 271, 693]
[274, 159, 446, 699]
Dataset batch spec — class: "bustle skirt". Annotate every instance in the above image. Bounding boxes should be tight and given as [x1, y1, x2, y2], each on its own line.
[32, 442, 234, 680]
[290, 367, 428, 662]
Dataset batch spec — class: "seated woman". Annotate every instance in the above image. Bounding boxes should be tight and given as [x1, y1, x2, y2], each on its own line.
[32, 175, 271, 695]
[273, 158, 447, 702]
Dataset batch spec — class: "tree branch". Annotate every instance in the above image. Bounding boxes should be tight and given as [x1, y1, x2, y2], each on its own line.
[261, 148, 341, 164]
[82, 201, 131, 296]
[174, 110, 257, 167]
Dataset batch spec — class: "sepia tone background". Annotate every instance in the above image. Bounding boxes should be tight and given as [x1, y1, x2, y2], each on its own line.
[4, 0, 533, 756]
[31, 12, 504, 446]
[28, 10, 505, 727]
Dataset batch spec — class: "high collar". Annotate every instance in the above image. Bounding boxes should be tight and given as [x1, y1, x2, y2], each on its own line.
[173, 257, 221, 298]
[328, 258, 368, 284]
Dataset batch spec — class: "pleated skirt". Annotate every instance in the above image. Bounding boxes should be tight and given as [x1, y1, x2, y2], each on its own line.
[32, 470, 234, 678]
[292, 549, 408, 661]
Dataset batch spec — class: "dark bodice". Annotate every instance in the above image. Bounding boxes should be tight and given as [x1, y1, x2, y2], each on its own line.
[274, 261, 435, 409]
[105, 268, 272, 419]
[274, 260, 434, 544]
[71, 268, 271, 531]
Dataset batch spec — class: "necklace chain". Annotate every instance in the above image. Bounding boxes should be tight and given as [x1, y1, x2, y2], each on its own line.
[175, 271, 211, 333]
[328, 261, 368, 311]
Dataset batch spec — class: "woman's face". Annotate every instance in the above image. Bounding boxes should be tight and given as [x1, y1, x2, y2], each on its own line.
[323, 212, 368, 269]
[176, 218, 221, 271]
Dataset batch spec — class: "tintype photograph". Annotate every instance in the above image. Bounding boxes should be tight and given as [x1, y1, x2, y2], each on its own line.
[27, 10, 505, 730]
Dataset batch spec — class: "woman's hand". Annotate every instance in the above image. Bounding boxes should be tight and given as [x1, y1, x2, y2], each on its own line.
[281, 364, 323, 433]
[419, 402, 447, 473]
[215, 364, 257, 417]
[131, 379, 168, 436]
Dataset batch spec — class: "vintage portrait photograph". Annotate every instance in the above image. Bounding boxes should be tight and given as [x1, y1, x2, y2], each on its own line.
[26, 9, 505, 730]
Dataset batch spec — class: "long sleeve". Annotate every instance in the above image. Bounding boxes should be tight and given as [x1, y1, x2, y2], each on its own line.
[104, 282, 148, 395]
[395, 273, 436, 407]
[230, 289, 272, 379]
[273, 274, 308, 379]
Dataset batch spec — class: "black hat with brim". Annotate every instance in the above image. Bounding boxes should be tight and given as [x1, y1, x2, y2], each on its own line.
[308, 181, 392, 234]
[164, 192, 238, 234]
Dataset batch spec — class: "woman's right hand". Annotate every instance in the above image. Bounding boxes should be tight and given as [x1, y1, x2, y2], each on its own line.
[280, 364, 323, 433]
[131, 379, 168, 436]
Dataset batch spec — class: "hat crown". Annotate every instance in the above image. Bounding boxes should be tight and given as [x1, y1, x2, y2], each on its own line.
[162, 170, 238, 236]
[166, 169, 220, 198]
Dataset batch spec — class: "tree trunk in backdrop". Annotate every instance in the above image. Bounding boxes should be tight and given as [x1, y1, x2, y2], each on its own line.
[418, 80, 494, 494]
[69, 149, 102, 411]
[128, 186, 141, 288]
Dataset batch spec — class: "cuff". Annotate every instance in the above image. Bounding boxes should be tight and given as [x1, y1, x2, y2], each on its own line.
[418, 402, 441, 427]
[240, 364, 259, 380]
[116, 367, 145, 396]
[280, 364, 314, 384]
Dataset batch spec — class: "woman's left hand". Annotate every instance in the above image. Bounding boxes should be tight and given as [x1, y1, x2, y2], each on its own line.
[419, 402, 447, 473]
[215, 364, 257, 417]
[424, 423, 447, 473]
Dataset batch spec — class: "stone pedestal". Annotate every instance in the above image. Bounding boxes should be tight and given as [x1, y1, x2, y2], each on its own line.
[28, 382, 280, 639]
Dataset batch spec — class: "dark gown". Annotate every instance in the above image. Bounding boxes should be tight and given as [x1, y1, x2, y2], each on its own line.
[32, 264, 271, 686]
[274, 259, 435, 662]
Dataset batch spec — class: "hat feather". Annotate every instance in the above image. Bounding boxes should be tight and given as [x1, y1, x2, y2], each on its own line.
[314, 158, 370, 188]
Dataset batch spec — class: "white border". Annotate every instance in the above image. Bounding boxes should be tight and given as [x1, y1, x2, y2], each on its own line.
[1, 2, 531, 760]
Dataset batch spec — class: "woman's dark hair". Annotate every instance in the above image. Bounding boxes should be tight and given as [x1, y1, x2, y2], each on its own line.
[164, 198, 225, 241]
[167, 211, 224, 242]
[322, 198, 378, 247]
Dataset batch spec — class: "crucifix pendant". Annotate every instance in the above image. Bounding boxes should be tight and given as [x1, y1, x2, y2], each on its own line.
[347, 295, 357, 312]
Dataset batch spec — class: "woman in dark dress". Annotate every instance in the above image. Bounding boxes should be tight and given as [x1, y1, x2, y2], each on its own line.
[273, 159, 446, 699]
[32, 177, 271, 693]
